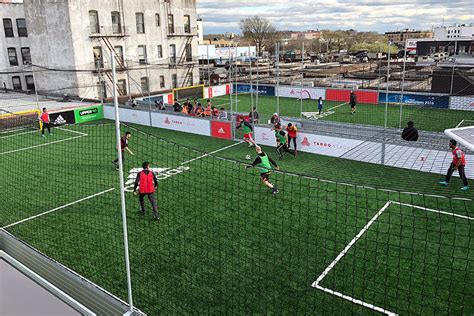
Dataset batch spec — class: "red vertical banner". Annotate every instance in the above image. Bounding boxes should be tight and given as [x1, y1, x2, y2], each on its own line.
[226, 84, 230, 94]
[211, 121, 232, 139]
[208, 88, 213, 98]
[168, 94, 174, 104]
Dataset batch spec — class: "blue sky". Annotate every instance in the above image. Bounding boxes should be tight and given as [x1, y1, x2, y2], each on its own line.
[197, 0, 473, 34]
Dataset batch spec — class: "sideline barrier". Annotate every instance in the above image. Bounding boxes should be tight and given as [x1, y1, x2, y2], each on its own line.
[204, 84, 231, 99]
[140, 93, 174, 105]
[233, 84, 276, 97]
[278, 86, 326, 100]
[104, 105, 233, 140]
[326, 89, 379, 104]
[449, 96, 474, 111]
[254, 125, 473, 178]
[379, 92, 450, 109]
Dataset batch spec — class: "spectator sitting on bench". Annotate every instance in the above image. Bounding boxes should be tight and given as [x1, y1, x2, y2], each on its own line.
[218, 107, 228, 120]
[402, 121, 419, 142]
[196, 104, 204, 117]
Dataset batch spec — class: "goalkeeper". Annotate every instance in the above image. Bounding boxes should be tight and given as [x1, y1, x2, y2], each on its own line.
[246, 146, 280, 195]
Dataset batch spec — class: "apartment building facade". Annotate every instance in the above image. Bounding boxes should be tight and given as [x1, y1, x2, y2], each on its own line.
[0, 0, 34, 92]
[1, 0, 199, 100]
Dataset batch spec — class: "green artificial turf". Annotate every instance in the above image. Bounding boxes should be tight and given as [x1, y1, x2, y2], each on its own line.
[205, 94, 474, 132]
[1, 123, 473, 315]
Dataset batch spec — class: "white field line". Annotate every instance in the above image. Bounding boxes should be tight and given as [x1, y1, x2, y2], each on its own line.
[57, 127, 88, 136]
[2, 188, 115, 229]
[0, 127, 30, 134]
[327, 101, 349, 112]
[311, 200, 395, 315]
[311, 199, 473, 315]
[391, 201, 474, 220]
[180, 141, 244, 165]
[0, 129, 38, 139]
[0, 134, 87, 155]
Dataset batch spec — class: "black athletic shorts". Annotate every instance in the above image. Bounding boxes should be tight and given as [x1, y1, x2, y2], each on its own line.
[350, 103, 356, 108]
[260, 172, 271, 181]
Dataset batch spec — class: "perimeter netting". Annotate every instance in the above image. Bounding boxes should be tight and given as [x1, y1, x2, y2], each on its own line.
[1, 109, 473, 314]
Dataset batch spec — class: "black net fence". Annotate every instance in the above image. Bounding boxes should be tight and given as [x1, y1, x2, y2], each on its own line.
[0, 108, 473, 315]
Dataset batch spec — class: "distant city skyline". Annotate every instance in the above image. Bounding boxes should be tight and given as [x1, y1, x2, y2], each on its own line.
[197, 0, 473, 35]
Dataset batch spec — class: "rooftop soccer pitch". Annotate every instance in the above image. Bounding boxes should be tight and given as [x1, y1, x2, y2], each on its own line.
[1, 123, 473, 314]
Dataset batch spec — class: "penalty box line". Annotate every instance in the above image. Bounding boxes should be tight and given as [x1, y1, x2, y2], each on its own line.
[0, 128, 88, 155]
[2, 188, 115, 230]
[310, 200, 474, 316]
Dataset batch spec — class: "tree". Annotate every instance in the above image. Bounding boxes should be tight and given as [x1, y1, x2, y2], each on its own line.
[240, 16, 281, 56]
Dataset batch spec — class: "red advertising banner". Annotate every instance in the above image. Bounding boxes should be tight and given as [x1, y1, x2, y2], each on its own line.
[225, 84, 230, 94]
[167, 94, 174, 104]
[208, 88, 213, 98]
[326, 89, 378, 104]
[211, 121, 232, 140]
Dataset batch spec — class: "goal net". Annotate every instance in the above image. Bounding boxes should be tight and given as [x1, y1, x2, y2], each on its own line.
[0, 109, 40, 133]
[173, 85, 204, 102]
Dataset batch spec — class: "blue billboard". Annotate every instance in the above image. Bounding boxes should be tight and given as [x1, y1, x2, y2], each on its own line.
[379, 93, 449, 109]
[234, 84, 276, 97]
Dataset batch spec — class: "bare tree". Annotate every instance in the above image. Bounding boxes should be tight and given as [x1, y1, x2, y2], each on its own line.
[240, 16, 280, 56]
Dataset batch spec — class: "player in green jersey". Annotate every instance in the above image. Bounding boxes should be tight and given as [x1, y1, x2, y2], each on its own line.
[246, 146, 280, 195]
[237, 119, 256, 147]
[274, 124, 296, 159]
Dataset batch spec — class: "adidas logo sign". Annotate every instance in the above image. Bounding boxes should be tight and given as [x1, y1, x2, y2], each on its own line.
[54, 115, 67, 125]
[218, 127, 225, 134]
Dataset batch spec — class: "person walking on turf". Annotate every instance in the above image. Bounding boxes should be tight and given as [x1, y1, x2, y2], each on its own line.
[274, 124, 295, 159]
[249, 106, 260, 124]
[134, 161, 159, 220]
[39, 107, 52, 137]
[317, 97, 323, 115]
[350, 91, 357, 114]
[440, 140, 469, 191]
[112, 131, 134, 170]
[246, 146, 280, 195]
[286, 123, 298, 157]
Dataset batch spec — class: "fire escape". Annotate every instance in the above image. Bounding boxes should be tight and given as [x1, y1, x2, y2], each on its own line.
[90, 1, 129, 97]
[165, 1, 198, 88]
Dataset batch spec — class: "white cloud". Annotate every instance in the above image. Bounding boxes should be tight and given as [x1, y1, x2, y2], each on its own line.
[197, 0, 474, 34]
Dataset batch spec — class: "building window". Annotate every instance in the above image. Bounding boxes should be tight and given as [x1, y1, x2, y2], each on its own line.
[93, 46, 103, 68]
[169, 44, 176, 64]
[25, 75, 35, 90]
[184, 15, 191, 33]
[8, 48, 18, 66]
[12, 76, 22, 90]
[136, 13, 145, 34]
[172, 74, 178, 88]
[98, 81, 107, 100]
[111, 11, 122, 34]
[89, 10, 100, 34]
[185, 43, 192, 62]
[3, 19, 14, 37]
[16, 19, 27, 37]
[155, 14, 160, 27]
[114, 46, 124, 65]
[117, 79, 127, 96]
[157, 45, 163, 58]
[138, 45, 147, 64]
[141, 77, 149, 93]
[21, 47, 31, 65]
[167, 14, 174, 33]
[160, 75, 165, 88]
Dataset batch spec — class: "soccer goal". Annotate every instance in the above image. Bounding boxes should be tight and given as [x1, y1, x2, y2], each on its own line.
[445, 125, 474, 151]
[173, 84, 205, 102]
[0, 109, 41, 134]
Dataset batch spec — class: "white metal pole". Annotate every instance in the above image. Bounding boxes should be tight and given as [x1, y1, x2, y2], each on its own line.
[207, 45, 210, 87]
[399, 40, 408, 129]
[256, 57, 259, 120]
[235, 51, 238, 114]
[300, 42, 304, 118]
[249, 46, 254, 119]
[112, 52, 134, 314]
[30, 64, 41, 111]
[384, 41, 391, 129]
[276, 42, 280, 114]
[449, 40, 457, 96]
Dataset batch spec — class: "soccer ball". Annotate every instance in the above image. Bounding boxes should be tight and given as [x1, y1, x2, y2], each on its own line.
[245, 154, 252, 160]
